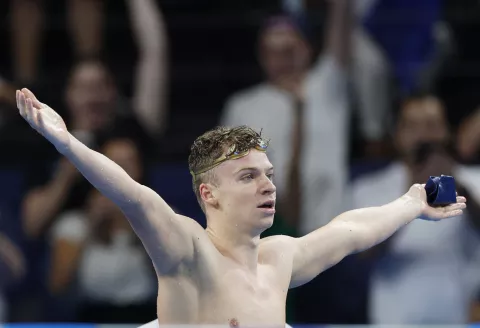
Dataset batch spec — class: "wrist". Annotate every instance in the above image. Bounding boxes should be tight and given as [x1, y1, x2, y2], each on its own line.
[56, 133, 73, 156]
[398, 194, 425, 219]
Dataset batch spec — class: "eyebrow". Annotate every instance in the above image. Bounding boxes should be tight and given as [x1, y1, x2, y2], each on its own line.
[234, 166, 274, 174]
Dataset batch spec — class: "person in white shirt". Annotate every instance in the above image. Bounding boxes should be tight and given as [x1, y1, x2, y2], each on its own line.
[48, 138, 156, 323]
[221, 0, 352, 234]
[349, 93, 480, 324]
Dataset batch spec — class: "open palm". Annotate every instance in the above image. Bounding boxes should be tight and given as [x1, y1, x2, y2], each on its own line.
[16, 88, 70, 151]
[407, 184, 467, 221]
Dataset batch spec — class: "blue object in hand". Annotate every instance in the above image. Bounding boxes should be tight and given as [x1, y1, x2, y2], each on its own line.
[424, 175, 457, 207]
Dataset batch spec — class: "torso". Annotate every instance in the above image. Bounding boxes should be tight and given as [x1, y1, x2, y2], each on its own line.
[156, 232, 294, 326]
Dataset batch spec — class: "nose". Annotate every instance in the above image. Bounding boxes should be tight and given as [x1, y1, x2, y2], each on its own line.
[260, 175, 276, 195]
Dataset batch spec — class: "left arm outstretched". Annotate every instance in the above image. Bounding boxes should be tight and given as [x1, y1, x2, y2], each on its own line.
[288, 184, 466, 288]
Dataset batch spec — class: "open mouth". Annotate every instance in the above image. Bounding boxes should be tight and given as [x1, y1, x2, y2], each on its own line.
[257, 200, 275, 209]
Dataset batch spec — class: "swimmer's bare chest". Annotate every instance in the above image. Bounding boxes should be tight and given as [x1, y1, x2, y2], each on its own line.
[155, 236, 294, 326]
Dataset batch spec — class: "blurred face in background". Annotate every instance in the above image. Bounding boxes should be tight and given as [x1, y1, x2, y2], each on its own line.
[66, 60, 117, 132]
[258, 20, 312, 83]
[395, 96, 450, 164]
[103, 138, 143, 182]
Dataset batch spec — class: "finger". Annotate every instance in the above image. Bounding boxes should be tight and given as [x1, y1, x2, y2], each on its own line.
[19, 91, 28, 118]
[22, 88, 42, 109]
[15, 90, 20, 109]
[37, 109, 45, 132]
[444, 202, 467, 212]
[444, 209, 463, 218]
[456, 196, 467, 203]
[25, 98, 36, 124]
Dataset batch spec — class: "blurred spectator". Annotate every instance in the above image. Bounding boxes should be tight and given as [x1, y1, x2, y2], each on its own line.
[9, 0, 104, 85]
[221, 0, 352, 235]
[0, 232, 26, 322]
[349, 93, 480, 324]
[48, 138, 156, 323]
[21, 0, 168, 240]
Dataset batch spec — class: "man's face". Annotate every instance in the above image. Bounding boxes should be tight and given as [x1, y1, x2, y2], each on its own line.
[395, 96, 449, 162]
[207, 149, 276, 233]
[259, 25, 311, 82]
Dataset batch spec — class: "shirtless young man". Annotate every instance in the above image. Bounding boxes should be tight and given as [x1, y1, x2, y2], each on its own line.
[16, 88, 466, 327]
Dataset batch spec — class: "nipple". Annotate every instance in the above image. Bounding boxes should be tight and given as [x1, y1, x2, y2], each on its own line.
[229, 318, 239, 328]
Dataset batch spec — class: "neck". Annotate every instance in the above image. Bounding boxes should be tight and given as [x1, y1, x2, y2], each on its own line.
[206, 215, 261, 273]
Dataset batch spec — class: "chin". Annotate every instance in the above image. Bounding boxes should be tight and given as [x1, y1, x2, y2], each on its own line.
[258, 215, 274, 230]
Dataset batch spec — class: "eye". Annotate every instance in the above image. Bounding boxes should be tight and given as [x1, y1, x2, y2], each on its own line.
[267, 173, 274, 181]
[241, 174, 254, 181]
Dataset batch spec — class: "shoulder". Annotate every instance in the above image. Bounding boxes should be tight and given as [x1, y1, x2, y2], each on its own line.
[177, 215, 211, 249]
[177, 214, 205, 232]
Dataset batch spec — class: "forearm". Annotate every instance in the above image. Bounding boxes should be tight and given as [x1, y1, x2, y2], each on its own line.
[127, 0, 169, 137]
[324, 0, 352, 68]
[61, 134, 141, 209]
[127, 0, 165, 53]
[67, 0, 104, 57]
[334, 194, 424, 252]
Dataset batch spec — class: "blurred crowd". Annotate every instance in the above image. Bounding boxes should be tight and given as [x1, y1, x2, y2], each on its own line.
[2, 0, 480, 325]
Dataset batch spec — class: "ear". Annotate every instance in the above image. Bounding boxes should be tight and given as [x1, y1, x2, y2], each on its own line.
[199, 182, 218, 208]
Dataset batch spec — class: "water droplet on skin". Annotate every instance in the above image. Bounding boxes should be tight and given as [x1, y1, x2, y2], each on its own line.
[100, 168, 104, 172]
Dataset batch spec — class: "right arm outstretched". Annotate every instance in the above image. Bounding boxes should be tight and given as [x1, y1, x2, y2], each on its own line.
[16, 88, 198, 274]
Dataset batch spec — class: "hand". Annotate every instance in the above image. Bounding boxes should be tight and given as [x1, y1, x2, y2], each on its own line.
[16, 88, 70, 152]
[406, 184, 467, 221]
